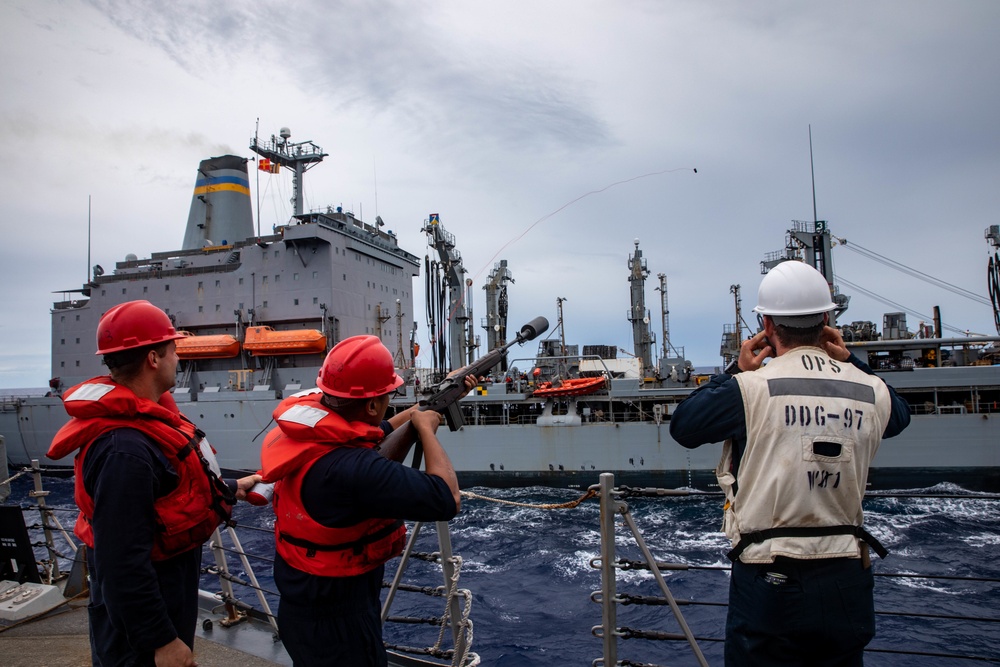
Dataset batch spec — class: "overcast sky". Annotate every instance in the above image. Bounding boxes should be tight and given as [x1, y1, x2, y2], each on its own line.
[2, 0, 999, 388]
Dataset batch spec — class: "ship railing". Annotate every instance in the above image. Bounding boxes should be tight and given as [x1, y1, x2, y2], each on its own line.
[906, 399, 1000, 416]
[585, 473, 1000, 666]
[463, 408, 676, 427]
[381, 520, 480, 666]
[204, 522, 280, 635]
[5, 466, 478, 666]
[98, 261, 241, 283]
[1, 395, 25, 410]
[204, 515, 480, 665]
[590, 473, 709, 667]
[2, 460, 83, 588]
[312, 213, 416, 259]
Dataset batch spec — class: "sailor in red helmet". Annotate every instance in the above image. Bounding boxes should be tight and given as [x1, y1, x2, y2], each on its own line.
[47, 300, 260, 667]
[260, 335, 472, 667]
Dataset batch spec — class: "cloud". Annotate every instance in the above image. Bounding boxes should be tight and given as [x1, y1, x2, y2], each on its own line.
[84, 0, 613, 161]
[1, 0, 998, 388]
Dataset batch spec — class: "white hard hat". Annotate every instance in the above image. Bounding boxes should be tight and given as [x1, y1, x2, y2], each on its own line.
[753, 261, 836, 327]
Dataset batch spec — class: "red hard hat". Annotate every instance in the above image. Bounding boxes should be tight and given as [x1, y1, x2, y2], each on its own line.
[96, 300, 185, 354]
[316, 335, 404, 398]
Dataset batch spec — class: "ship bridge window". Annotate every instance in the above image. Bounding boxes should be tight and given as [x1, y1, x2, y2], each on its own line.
[293, 273, 299, 281]
[165, 284, 170, 291]
[239, 278, 244, 285]
[262, 276, 268, 283]
[198, 306, 203, 313]
[60, 338, 65, 345]
[294, 298, 299, 306]
[263, 301, 268, 308]
[101, 289, 106, 296]
[122, 288, 127, 295]
[60, 361, 64, 368]
[275, 275, 280, 282]
[313, 271, 318, 279]
[75, 315, 80, 321]
[216, 305, 221, 312]
[216, 280, 220, 288]
[198, 281, 203, 289]
[76, 338, 80, 344]
[274, 250, 279, 258]
[143, 286, 148, 293]
[75, 360, 80, 367]
[313, 297, 318, 304]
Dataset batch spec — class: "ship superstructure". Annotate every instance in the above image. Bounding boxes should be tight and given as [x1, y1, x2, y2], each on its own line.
[49, 129, 419, 400]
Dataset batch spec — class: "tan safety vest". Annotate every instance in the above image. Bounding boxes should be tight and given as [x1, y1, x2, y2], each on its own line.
[719, 347, 891, 563]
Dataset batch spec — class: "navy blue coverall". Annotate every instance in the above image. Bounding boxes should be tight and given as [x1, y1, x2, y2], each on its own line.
[83, 428, 238, 667]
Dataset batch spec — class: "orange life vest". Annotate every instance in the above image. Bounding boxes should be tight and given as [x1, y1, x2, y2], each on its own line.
[261, 390, 406, 577]
[47, 377, 234, 560]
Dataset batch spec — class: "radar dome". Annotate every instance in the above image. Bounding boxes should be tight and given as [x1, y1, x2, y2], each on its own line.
[125, 253, 138, 262]
[280, 127, 291, 139]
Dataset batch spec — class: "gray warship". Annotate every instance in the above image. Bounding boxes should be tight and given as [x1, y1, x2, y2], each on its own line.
[2, 129, 999, 491]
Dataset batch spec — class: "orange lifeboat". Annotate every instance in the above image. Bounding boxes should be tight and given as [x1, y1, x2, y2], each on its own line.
[175, 332, 241, 359]
[243, 326, 327, 356]
[532, 376, 607, 398]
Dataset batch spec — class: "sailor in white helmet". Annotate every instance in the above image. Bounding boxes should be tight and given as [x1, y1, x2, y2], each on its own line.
[670, 261, 910, 667]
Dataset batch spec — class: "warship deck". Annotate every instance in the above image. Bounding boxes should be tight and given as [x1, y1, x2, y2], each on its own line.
[0, 595, 289, 667]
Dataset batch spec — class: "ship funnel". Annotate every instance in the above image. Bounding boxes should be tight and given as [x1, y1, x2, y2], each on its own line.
[182, 155, 254, 250]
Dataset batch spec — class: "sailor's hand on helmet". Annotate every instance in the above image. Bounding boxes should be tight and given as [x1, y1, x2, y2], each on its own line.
[235, 474, 263, 502]
[820, 326, 851, 362]
[738, 331, 773, 372]
[411, 408, 444, 435]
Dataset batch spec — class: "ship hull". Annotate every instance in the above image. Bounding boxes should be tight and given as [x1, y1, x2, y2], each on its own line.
[5, 394, 998, 491]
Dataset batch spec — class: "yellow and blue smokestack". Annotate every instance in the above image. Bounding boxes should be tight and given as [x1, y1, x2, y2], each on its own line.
[182, 155, 254, 250]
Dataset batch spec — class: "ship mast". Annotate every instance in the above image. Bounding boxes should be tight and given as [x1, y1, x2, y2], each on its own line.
[655, 273, 677, 359]
[720, 284, 743, 367]
[423, 214, 470, 376]
[627, 239, 654, 377]
[249, 127, 327, 216]
[759, 127, 848, 324]
[394, 299, 408, 369]
[482, 260, 514, 371]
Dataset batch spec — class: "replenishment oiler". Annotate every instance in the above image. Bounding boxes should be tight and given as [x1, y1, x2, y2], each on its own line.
[1, 128, 999, 492]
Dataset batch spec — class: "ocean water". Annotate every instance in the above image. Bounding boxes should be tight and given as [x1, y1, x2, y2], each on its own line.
[6, 476, 999, 666]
